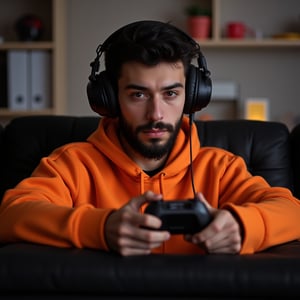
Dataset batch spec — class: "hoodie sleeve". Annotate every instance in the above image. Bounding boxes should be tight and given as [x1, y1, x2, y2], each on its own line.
[218, 154, 300, 254]
[0, 145, 114, 251]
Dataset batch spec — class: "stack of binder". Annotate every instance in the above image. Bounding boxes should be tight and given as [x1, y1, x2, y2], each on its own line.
[0, 52, 7, 108]
[7, 50, 51, 111]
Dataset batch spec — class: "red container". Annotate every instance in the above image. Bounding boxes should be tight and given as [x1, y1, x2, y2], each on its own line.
[227, 22, 246, 39]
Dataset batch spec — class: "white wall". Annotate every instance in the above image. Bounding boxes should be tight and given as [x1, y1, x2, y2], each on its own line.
[66, 0, 193, 116]
[66, 0, 300, 127]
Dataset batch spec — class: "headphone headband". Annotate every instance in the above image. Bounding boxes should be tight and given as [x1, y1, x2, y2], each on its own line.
[87, 20, 212, 117]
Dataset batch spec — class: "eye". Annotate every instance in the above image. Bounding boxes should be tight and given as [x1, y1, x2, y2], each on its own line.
[130, 91, 146, 100]
[164, 90, 179, 98]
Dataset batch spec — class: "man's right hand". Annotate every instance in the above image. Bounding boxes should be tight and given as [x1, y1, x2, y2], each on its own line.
[104, 191, 170, 256]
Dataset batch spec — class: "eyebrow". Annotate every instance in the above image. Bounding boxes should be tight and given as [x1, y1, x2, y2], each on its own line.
[125, 83, 184, 91]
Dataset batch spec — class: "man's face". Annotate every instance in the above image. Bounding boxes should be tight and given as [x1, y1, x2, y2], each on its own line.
[118, 61, 186, 160]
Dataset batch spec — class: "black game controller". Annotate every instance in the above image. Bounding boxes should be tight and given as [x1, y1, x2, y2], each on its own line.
[144, 199, 212, 234]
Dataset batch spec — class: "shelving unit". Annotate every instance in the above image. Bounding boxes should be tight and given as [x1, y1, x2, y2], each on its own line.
[186, 0, 300, 121]
[188, 0, 300, 48]
[0, 0, 66, 123]
[1, 0, 299, 124]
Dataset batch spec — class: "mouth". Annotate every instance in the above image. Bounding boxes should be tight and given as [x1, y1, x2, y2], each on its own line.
[137, 122, 174, 141]
[143, 128, 168, 138]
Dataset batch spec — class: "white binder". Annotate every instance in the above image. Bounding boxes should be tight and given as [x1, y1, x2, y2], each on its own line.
[7, 50, 29, 110]
[29, 51, 51, 110]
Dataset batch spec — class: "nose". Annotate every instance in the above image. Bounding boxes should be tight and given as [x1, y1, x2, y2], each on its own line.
[146, 95, 163, 121]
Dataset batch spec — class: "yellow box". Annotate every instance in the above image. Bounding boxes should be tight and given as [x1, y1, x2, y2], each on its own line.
[245, 98, 269, 121]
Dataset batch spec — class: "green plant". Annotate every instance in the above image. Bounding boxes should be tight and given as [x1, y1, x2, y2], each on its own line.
[185, 4, 211, 17]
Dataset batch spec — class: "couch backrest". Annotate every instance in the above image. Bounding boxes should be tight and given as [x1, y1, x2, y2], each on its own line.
[291, 123, 300, 199]
[195, 120, 294, 192]
[0, 116, 100, 200]
[0, 116, 295, 201]
[0, 123, 3, 148]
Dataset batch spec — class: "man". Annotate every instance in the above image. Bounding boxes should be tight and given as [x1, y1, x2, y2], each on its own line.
[0, 20, 299, 256]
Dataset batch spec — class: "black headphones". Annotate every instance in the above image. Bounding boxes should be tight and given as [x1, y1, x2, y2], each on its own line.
[87, 20, 212, 117]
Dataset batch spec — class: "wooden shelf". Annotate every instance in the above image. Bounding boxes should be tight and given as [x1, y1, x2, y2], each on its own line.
[0, 108, 54, 117]
[0, 42, 54, 50]
[1, 38, 293, 52]
[196, 38, 300, 48]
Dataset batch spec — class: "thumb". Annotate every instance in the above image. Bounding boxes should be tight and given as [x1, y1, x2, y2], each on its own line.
[195, 192, 216, 214]
[129, 191, 162, 211]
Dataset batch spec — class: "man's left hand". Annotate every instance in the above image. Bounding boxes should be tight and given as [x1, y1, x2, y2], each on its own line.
[184, 193, 242, 254]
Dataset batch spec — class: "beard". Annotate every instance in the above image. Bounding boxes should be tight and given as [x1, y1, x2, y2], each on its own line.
[119, 116, 182, 160]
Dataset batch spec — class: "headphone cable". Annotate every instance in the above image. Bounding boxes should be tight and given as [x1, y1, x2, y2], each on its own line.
[189, 113, 197, 198]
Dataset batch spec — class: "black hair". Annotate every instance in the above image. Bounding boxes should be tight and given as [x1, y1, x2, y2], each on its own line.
[103, 21, 200, 82]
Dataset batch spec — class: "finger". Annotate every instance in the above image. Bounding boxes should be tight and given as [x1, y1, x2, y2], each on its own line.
[206, 238, 241, 254]
[210, 223, 241, 248]
[204, 231, 241, 251]
[122, 230, 170, 248]
[116, 227, 170, 256]
[129, 191, 162, 211]
[141, 214, 162, 229]
[139, 227, 170, 244]
[118, 236, 164, 251]
[207, 246, 240, 254]
[186, 232, 241, 254]
[117, 217, 170, 243]
[107, 219, 169, 254]
[196, 192, 216, 214]
[144, 190, 163, 201]
[193, 209, 233, 243]
[120, 247, 152, 256]
[122, 208, 162, 229]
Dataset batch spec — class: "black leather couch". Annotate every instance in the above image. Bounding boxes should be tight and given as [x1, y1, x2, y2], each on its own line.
[0, 115, 300, 299]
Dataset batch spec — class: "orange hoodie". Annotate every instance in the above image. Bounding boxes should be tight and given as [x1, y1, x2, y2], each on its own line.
[0, 116, 299, 254]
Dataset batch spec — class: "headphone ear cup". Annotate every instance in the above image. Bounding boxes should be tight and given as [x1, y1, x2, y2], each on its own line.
[87, 71, 119, 117]
[184, 64, 212, 114]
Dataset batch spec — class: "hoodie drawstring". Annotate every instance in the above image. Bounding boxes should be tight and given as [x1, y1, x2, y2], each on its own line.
[140, 172, 145, 195]
[139, 171, 166, 196]
[159, 173, 166, 196]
